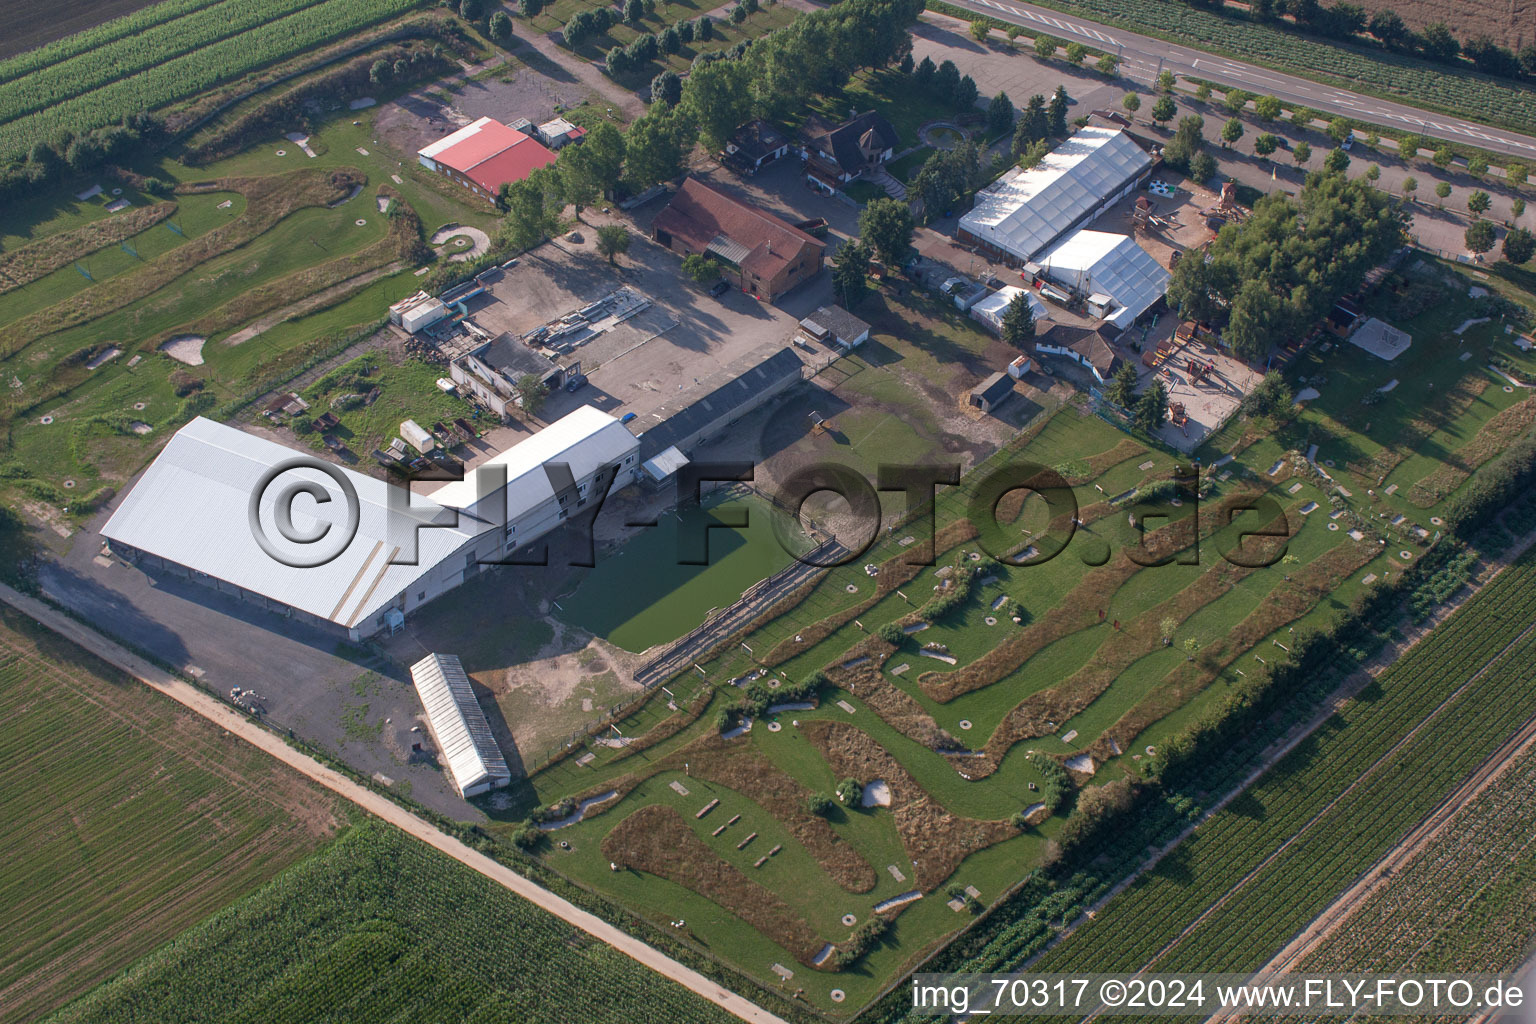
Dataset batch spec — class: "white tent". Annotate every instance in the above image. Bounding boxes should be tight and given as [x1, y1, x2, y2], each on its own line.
[410, 653, 511, 798]
[959, 127, 1153, 263]
[969, 286, 1048, 335]
[1037, 229, 1170, 330]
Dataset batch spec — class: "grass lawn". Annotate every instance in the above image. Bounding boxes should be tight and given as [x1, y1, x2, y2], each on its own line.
[557, 493, 812, 652]
[886, 146, 934, 184]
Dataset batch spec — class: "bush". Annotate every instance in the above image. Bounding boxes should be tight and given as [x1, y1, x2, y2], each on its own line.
[806, 792, 834, 816]
[489, 10, 513, 40]
[512, 823, 544, 849]
[836, 777, 862, 805]
[874, 621, 907, 646]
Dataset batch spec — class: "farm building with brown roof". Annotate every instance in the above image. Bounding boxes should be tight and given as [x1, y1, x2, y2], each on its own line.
[651, 178, 825, 301]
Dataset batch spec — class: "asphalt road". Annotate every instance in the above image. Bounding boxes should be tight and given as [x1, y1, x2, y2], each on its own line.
[944, 0, 1536, 160]
[0, 582, 791, 1024]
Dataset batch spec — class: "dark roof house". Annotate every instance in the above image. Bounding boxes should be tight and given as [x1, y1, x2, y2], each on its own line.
[725, 120, 791, 173]
[804, 110, 900, 178]
[969, 371, 1016, 413]
[1034, 323, 1122, 382]
[799, 305, 871, 348]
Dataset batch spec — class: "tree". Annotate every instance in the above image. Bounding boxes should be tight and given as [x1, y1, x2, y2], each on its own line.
[499, 169, 560, 251]
[1465, 219, 1496, 255]
[1105, 360, 1138, 408]
[1006, 25, 1022, 49]
[1254, 132, 1278, 157]
[1034, 34, 1057, 60]
[1325, 116, 1353, 143]
[489, 10, 514, 40]
[1401, 175, 1418, 200]
[913, 55, 936, 88]
[831, 238, 869, 306]
[1508, 161, 1529, 187]
[1189, 151, 1216, 184]
[1434, 180, 1452, 205]
[677, 16, 694, 42]
[987, 92, 1014, 137]
[1133, 379, 1169, 434]
[954, 74, 980, 111]
[695, 14, 712, 40]
[1065, 41, 1086, 65]
[934, 59, 961, 102]
[1288, 107, 1310, 128]
[858, 198, 915, 267]
[514, 373, 549, 415]
[1254, 94, 1282, 120]
[682, 252, 724, 285]
[1368, 8, 1406, 47]
[1239, 372, 1294, 419]
[1163, 114, 1204, 170]
[1158, 615, 1178, 645]
[1182, 636, 1201, 661]
[624, 109, 689, 186]
[518, 0, 544, 16]
[1420, 21, 1459, 61]
[1096, 53, 1118, 77]
[1502, 227, 1535, 265]
[1467, 190, 1492, 217]
[1151, 95, 1176, 126]
[624, 0, 643, 23]
[459, 0, 485, 20]
[1195, 81, 1212, 101]
[605, 45, 632, 76]
[1048, 85, 1069, 135]
[836, 778, 862, 805]
[595, 223, 631, 264]
[969, 18, 989, 43]
[369, 59, 391, 85]
[1000, 292, 1035, 348]
[1365, 163, 1380, 181]
[729, 3, 746, 23]
[1122, 92, 1141, 118]
[565, 121, 625, 198]
[1156, 69, 1175, 93]
[807, 792, 834, 816]
[1224, 89, 1249, 115]
[1221, 117, 1243, 148]
[1467, 154, 1488, 179]
[1016, 94, 1048, 149]
[679, 56, 749, 153]
[1323, 147, 1350, 173]
[1292, 140, 1311, 166]
[1432, 145, 1454, 169]
[650, 69, 682, 106]
[1515, 199, 1527, 220]
[659, 24, 681, 54]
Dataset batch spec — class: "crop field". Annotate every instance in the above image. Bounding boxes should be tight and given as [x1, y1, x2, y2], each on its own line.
[1294, 741, 1536, 979]
[499, 251, 1536, 1015]
[0, 0, 432, 158]
[46, 822, 744, 1024]
[0, 608, 343, 1024]
[1003, 547, 1536, 997]
[1019, 0, 1536, 136]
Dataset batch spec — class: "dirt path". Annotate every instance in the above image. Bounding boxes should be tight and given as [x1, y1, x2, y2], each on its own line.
[1019, 526, 1536, 975]
[0, 582, 791, 1024]
[1221, 710, 1536, 1012]
[223, 261, 404, 346]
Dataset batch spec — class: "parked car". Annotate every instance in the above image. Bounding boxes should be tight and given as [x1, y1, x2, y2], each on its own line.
[1340, 132, 1355, 151]
[565, 374, 588, 393]
[709, 279, 731, 297]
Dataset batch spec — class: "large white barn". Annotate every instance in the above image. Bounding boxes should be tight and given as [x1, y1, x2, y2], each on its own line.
[101, 408, 640, 639]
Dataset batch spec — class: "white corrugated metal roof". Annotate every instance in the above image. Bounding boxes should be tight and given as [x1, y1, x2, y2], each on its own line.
[410, 653, 510, 796]
[642, 445, 690, 482]
[1038, 229, 1170, 326]
[418, 116, 497, 160]
[101, 418, 479, 630]
[425, 405, 636, 514]
[959, 127, 1152, 262]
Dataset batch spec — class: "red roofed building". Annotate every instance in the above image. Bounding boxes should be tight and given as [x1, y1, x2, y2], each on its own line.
[417, 117, 558, 201]
[651, 178, 825, 301]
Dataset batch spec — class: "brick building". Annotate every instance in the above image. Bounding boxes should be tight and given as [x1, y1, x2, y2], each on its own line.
[651, 178, 825, 301]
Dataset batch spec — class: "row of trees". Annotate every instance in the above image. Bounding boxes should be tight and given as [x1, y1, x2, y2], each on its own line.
[1011, 85, 1070, 161]
[910, 56, 979, 112]
[1167, 168, 1410, 361]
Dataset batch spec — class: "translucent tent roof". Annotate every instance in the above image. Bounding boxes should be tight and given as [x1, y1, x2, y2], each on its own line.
[959, 127, 1153, 262]
[1038, 228, 1171, 327]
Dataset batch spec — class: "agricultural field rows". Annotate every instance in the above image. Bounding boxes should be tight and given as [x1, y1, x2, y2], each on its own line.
[0, 610, 342, 1024]
[1026, 0, 1536, 135]
[0, 0, 222, 79]
[0, 0, 428, 158]
[1017, 549, 1536, 984]
[45, 823, 744, 1024]
[1295, 742, 1536, 979]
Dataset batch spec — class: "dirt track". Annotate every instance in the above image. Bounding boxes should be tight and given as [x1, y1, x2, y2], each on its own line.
[0, 582, 790, 1024]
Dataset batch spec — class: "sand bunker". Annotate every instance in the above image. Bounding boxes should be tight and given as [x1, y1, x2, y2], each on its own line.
[1064, 753, 1096, 775]
[861, 779, 892, 808]
[160, 335, 206, 365]
[84, 346, 122, 370]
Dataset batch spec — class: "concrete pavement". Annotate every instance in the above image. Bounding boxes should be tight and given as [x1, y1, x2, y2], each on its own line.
[0, 582, 792, 1024]
[941, 0, 1536, 160]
